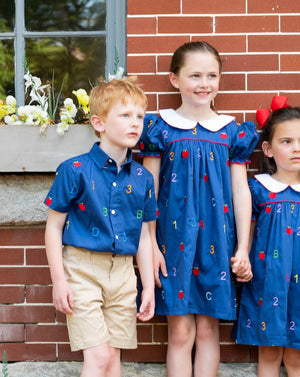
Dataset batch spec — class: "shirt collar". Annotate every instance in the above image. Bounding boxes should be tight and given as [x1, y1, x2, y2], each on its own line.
[255, 173, 300, 193]
[89, 142, 133, 170]
[159, 109, 235, 131]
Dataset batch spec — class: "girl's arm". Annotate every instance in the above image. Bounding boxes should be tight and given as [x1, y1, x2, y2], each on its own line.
[45, 209, 74, 314]
[230, 163, 253, 282]
[136, 222, 155, 321]
[143, 157, 168, 287]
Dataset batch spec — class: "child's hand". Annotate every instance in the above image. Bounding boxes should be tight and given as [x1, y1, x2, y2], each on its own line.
[52, 279, 74, 314]
[153, 244, 168, 288]
[231, 255, 253, 282]
[137, 288, 155, 322]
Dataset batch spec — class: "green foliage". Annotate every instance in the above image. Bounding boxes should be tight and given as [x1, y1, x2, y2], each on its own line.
[2, 350, 8, 377]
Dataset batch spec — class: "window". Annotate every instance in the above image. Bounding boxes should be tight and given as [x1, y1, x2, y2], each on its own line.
[0, 0, 126, 106]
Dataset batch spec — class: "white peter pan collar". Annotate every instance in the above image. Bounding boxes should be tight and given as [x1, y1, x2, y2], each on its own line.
[255, 174, 300, 193]
[159, 109, 235, 131]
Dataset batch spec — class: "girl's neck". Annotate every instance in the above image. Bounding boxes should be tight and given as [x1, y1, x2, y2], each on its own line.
[176, 103, 217, 122]
[271, 170, 300, 186]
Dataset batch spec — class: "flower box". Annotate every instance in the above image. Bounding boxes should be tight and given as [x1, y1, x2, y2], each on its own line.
[0, 124, 98, 172]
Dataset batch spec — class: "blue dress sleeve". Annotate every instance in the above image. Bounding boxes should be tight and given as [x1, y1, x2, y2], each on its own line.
[44, 160, 80, 213]
[230, 121, 259, 164]
[248, 177, 260, 221]
[138, 113, 166, 157]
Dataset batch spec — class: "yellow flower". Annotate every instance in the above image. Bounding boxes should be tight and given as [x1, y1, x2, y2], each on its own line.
[72, 89, 89, 114]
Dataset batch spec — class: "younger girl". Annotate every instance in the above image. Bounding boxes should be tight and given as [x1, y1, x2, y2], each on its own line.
[138, 41, 259, 377]
[235, 97, 300, 377]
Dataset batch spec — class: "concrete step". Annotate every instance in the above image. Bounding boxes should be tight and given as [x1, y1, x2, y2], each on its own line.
[0, 362, 288, 377]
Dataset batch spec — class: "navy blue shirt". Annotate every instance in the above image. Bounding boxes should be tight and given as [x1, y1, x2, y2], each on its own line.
[44, 142, 158, 256]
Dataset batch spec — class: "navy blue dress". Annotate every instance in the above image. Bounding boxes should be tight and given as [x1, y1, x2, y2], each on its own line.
[236, 174, 300, 349]
[139, 109, 259, 319]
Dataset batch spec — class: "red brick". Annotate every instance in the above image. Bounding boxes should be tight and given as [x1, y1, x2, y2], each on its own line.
[248, 73, 300, 91]
[183, 0, 245, 14]
[191, 36, 246, 53]
[0, 324, 25, 342]
[26, 324, 69, 342]
[222, 54, 279, 72]
[0, 343, 56, 362]
[158, 16, 212, 34]
[128, 36, 189, 54]
[0, 267, 51, 284]
[215, 93, 277, 112]
[127, 56, 156, 74]
[26, 248, 48, 265]
[153, 324, 168, 343]
[139, 74, 174, 93]
[281, 16, 300, 33]
[216, 16, 278, 33]
[220, 74, 245, 92]
[128, 0, 180, 14]
[26, 285, 52, 303]
[281, 55, 300, 72]
[219, 323, 235, 343]
[158, 93, 182, 111]
[0, 227, 45, 246]
[157, 55, 172, 73]
[220, 344, 251, 362]
[0, 286, 25, 304]
[137, 324, 153, 343]
[56, 310, 67, 323]
[248, 0, 300, 13]
[248, 35, 300, 53]
[127, 17, 156, 35]
[145, 94, 158, 112]
[122, 344, 167, 362]
[0, 248, 24, 265]
[0, 305, 55, 323]
[57, 344, 83, 361]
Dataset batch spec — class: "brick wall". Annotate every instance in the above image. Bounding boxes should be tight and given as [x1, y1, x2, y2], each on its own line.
[1, 0, 300, 364]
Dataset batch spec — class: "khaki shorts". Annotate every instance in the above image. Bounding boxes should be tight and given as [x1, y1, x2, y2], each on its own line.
[63, 245, 137, 352]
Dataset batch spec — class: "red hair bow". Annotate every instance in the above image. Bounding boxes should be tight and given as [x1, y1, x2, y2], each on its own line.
[256, 96, 289, 128]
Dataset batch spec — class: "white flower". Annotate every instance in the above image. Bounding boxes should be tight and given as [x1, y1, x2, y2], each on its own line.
[4, 114, 20, 124]
[5, 96, 17, 107]
[56, 122, 70, 136]
[63, 98, 77, 118]
[108, 66, 125, 81]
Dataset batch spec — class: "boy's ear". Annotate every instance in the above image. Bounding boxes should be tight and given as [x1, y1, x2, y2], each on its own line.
[169, 72, 179, 89]
[262, 141, 273, 158]
[91, 115, 105, 133]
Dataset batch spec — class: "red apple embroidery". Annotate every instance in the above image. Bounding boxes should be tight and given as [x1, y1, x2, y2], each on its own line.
[139, 141, 145, 150]
[79, 203, 86, 211]
[286, 227, 292, 235]
[226, 160, 230, 167]
[204, 174, 208, 182]
[181, 150, 189, 158]
[178, 290, 184, 299]
[220, 132, 228, 139]
[193, 267, 200, 276]
[180, 242, 184, 251]
[265, 205, 271, 214]
[239, 130, 246, 138]
[269, 192, 276, 199]
[259, 298, 263, 306]
[73, 161, 81, 167]
[224, 204, 229, 213]
[258, 251, 265, 260]
[45, 197, 52, 206]
[156, 209, 160, 217]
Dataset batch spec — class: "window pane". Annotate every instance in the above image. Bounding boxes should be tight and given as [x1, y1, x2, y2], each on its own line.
[0, 1, 15, 32]
[25, 0, 106, 32]
[25, 37, 105, 118]
[0, 40, 14, 99]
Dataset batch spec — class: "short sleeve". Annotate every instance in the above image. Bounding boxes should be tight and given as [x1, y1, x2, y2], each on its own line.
[230, 121, 259, 164]
[248, 178, 260, 221]
[138, 114, 166, 157]
[44, 160, 80, 213]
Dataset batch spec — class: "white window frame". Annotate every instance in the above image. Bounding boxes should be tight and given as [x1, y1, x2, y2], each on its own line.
[0, 0, 127, 106]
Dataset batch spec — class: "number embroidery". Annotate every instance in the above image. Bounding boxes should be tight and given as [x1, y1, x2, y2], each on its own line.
[294, 274, 298, 283]
[173, 267, 176, 277]
[173, 220, 177, 230]
[136, 210, 143, 219]
[162, 245, 166, 254]
[192, 127, 197, 135]
[290, 321, 295, 331]
[247, 319, 251, 328]
[163, 130, 168, 138]
[291, 204, 295, 213]
[206, 292, 212, 301]
[273, 297, 278, 306]
[210, 245, 215, 254]
[169, 152, 175, 161]
[297, 227, 300, 236]
[277, 203, 282, 213]
[220, 271, 226, 281]
[126, 185, 132, 194]
[137, 167, 143, 176]
[210, 152, 214, 161]
[197, 148, 201, 157]
[103, 207, 108, 217]
[261, 322, 266, 331]
[171, 173, 177, 182]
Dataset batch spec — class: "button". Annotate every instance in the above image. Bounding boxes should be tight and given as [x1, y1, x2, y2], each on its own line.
[111, 209, 116, 215]
[112, 182, 117, 187]
[115, 235, 119, 240]
[108, 159, 113, 163]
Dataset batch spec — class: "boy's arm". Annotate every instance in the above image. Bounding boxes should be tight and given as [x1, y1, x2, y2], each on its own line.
[135, 222, 155, 322]
[143, 157, 168, 287]
[230, 164, 253, 282]
[45, 209, 74, 314]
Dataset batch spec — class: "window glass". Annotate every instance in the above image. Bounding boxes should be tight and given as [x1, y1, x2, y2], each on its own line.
[25, 0, 106, 32]
[0, 40, 14, 98]
[0, 2, 15, 32]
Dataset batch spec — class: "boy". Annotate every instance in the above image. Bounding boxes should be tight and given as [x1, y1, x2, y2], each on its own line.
[44, 76, 157, 377]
